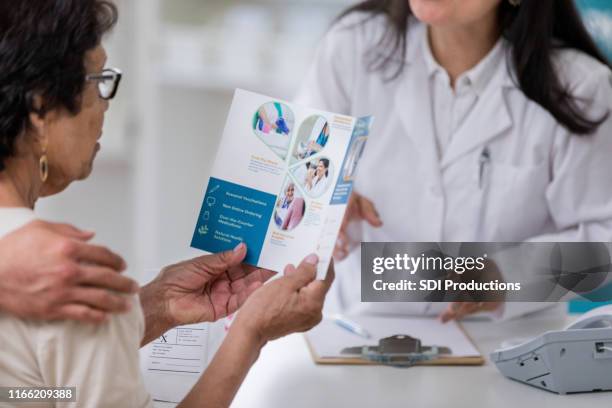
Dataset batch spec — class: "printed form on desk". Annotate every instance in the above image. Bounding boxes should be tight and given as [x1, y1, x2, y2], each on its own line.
[141, 323, 212, 405]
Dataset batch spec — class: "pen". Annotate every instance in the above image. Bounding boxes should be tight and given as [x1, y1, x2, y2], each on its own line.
[478, 147, 491, 189]
[330, 314, 372, 339]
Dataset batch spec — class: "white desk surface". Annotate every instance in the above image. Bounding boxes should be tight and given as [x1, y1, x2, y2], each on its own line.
[156, 312, 612, 408]
[231, 312, 611, 408]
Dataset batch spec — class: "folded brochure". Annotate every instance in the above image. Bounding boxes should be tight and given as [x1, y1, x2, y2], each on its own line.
[191, 89, 372, 278]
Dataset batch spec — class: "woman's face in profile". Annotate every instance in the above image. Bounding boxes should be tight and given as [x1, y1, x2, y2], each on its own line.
[409, 0, 502, 27]
[41, 45, 109, 195]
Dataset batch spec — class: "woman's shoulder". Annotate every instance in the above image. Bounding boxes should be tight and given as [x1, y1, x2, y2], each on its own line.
[552, 47, 612, 101]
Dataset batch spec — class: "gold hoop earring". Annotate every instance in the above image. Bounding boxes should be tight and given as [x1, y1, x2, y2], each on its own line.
[509, 0, 521, 6]
[39, 154, 49, 183]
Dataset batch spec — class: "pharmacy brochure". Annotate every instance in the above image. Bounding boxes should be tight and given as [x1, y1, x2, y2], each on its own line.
[191, 89, 372, 277]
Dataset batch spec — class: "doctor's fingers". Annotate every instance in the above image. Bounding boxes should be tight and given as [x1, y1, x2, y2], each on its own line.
[333, 231, 350, 261]
[440, 302, 501, 322]
[357, 195, 382, 227]
[439, 302, 480, 323]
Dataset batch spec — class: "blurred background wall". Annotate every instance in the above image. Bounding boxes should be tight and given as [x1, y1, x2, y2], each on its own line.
[35, 0, 612, 284]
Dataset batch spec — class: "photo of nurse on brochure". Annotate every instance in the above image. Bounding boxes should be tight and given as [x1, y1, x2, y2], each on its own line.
[292, 157, 334, 199]
[274, 179, 306, 231]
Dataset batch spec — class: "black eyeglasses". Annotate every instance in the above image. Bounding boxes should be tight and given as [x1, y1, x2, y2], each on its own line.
[85, 68, 122, 100]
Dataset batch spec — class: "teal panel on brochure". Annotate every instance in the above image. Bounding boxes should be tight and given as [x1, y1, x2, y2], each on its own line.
[191, 177, 276, 265]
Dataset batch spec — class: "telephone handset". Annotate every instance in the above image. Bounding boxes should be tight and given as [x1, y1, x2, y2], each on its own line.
[566, 305, 612, 330]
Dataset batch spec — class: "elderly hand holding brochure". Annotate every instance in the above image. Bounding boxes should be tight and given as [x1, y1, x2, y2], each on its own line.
[191, 89, 372, 278]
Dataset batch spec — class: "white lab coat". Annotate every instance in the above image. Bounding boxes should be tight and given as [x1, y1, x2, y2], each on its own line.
[307, 173, 330, 198]
[295, 13, 612, 319]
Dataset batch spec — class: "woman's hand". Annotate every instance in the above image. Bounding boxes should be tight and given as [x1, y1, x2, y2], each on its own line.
[0, 220, 137, 323]
[140, 243, 275, 345]
[178, 256, 333, 408]
[305, 168, 315, 188]
[232, 254, 334, 345]
[334, 191, 383, 260]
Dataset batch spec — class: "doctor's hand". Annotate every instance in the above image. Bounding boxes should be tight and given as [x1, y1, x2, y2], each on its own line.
[232, 254, 334, 344]
[335, 191, 383, 260]
[0, 220, 136, 324]
[439, 258, 505, 322]
[140, 243, 275, 345]
[439, 301, 503, 323]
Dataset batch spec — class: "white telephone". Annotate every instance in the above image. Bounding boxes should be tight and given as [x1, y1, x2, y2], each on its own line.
[491, 305, 612, 394]
[566, 305, 612, 330]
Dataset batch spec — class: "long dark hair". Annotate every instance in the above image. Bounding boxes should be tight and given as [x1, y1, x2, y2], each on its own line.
[339, 0, 611, 135]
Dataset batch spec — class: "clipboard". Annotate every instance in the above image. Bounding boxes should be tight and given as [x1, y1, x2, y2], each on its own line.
[304, 315, 485, 366]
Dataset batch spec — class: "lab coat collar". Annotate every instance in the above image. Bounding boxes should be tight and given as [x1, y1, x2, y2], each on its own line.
[404, 18, 517, 86]
[398, 19, 517, 171]
[440, 56, 515, 169]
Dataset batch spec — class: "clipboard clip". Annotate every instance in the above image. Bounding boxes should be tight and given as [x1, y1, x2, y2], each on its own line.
[341, 335, 452, 368]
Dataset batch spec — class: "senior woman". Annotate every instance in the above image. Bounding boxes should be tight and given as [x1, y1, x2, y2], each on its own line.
[0, 1, 332, 407]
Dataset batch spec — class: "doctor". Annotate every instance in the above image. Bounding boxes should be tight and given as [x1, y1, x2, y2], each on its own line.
[296, 0, 612, 319]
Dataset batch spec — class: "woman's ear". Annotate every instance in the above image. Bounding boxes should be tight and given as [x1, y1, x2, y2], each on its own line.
[27, 94, 49, 153]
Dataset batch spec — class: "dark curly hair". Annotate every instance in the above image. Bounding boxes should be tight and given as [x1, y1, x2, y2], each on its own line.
[0, 0, 118, 171]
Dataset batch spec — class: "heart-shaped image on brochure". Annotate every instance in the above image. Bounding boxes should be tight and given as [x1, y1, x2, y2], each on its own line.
[290, 115, 330, 165]
[252, 101, 295, 161]
[290, 156, 334, 199]
[273, 177, 307, 232]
